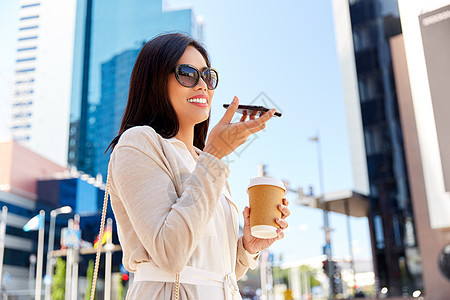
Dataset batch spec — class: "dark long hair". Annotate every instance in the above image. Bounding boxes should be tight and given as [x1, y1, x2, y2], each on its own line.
[107, 33, 211, 153]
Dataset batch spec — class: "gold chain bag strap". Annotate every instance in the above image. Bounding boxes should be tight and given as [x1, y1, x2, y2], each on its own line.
[89, 174, 110, 300]
[89, 173, 181, 300]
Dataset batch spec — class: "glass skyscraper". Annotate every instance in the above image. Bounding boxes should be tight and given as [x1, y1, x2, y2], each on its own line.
[333, 0, 424, 297]
[68, 0, 203, 179]
[351, 1, 423, 295]
[94, 48, 140, 180]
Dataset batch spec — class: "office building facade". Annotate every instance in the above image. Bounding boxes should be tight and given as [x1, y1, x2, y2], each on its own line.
[68, 0, 204, 179]
[8, 0, 77, 166]
[0, 140, 116, 296]
[392, 1, 450, 298]
[332, 0, 424, 297]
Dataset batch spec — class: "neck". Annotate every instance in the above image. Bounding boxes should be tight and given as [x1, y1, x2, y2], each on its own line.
[175, 125, 195, 155]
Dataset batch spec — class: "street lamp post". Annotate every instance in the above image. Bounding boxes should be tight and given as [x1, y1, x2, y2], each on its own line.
[44, 206, 72, 300]
[309, 133, 334, 300]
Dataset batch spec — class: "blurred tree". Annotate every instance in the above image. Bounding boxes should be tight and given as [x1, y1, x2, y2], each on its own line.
[273, 265, 321, 290]
[85, 260, 96, 300]
[300, 265, 321, 288]
[273, 266, 289, 285]
[117, 273, 124, 300]
[52, 257, 65, 300]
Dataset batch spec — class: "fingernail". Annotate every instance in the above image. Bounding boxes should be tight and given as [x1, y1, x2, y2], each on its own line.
[232, 97, 237, 103]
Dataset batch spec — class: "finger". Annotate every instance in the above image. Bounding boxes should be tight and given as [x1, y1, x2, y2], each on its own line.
[257, 109, 276, 122]
[249, 110, 258, 120]
[278, 204, 290, 219]
[243, 206, 251, 227]
[276, 217, 288, 229]
[220, 96, 239, 124]
[241, 113, 274, 135]
[240, 112, 247, 122]
[246, 121, 266, 135]
[276, 229, 285, 240]
[244, 109, 276, 130]
[283, 198, 289, 206]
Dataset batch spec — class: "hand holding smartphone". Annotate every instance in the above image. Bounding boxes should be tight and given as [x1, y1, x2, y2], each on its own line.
[222, 104, 282, 117]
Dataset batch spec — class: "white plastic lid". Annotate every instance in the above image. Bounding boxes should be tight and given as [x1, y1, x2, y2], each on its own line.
[247, 177, 286, 194]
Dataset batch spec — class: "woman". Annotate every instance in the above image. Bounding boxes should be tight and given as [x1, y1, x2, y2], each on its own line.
[107, 33, 290, 299]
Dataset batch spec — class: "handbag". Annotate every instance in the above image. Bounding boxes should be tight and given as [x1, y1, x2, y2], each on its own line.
[89, 174, 181, 300]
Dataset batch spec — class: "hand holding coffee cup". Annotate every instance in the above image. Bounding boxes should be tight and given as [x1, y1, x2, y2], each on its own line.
[242, 177, 290, 254]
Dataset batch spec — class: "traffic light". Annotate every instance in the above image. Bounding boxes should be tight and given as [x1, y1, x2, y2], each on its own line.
[322, 259, 328, 274]
[322, 260, 343, 296]
[331, 261, 343, 295]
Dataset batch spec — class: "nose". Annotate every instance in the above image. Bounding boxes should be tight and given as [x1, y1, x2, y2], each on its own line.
[196, 75, 208, 90]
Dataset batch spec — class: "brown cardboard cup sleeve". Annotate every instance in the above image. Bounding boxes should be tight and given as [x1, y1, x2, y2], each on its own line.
[247, 177, 286, 239]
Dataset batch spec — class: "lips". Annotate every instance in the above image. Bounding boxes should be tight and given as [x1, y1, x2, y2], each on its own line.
[186, 95, 208, 107]
[187, 98, 207, 104]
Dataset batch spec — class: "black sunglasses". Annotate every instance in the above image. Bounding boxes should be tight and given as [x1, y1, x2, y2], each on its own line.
[173, 64, 219, 90]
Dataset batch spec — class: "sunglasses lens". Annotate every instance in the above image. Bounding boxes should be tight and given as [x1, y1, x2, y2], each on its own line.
[177, 66, 199, 87]
[203, 69, 218, 90]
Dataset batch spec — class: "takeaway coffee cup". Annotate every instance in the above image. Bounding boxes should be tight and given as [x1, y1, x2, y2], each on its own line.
[247, 177, 286, 239]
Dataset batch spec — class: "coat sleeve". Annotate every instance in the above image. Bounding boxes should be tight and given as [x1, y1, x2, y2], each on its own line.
[235, 236, 260, 280]
[109, 130, 230, 274]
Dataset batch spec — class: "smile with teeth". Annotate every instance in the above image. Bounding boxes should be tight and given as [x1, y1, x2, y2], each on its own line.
[187, 98, 207, 104]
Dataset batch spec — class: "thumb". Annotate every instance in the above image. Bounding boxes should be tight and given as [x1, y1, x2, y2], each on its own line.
[219, 96, 239, 124]
[243, 206, 251, 227]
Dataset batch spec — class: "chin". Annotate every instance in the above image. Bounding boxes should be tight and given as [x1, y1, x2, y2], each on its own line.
[194, 114, 210, 125]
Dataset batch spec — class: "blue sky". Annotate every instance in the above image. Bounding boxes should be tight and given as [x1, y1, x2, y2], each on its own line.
[166, 0, 373, 262]
[0, 0, 372, 263]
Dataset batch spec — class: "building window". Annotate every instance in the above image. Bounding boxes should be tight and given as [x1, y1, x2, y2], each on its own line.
[17, 46, 37, 52]
[358, 73, 382, 102]
[374, 215, 385, 249]
[11, 124, 31, 129]
[21, 3, 40, 9]
[13, 112, 32, 118]
[19, 25, 39, 31]
[364, 126, 386, 155]
[3, 248, 32, 267]
[15, 89, 34, 96]
[0, 201, 34, 217]
[392, 214, 402, 247]
[12, 101, 33, 106]
[6, 226, 33, 239]
[19, 15, 39, 21]
[16, 57, 36, 63]
[16, 68, 36, 73]
[15, 79, 35, 85]
[18, 36, 38, 41]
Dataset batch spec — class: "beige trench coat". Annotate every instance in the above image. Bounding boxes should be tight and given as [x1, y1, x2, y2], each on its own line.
[108, 126, 258, 299]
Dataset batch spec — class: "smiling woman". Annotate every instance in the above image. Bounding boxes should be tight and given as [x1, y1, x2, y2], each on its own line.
[100, 33, 288, 300]
[107, 34, 213, 153]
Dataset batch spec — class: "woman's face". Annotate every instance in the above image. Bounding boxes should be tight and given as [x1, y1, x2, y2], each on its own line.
[168, 46, 214, 129]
